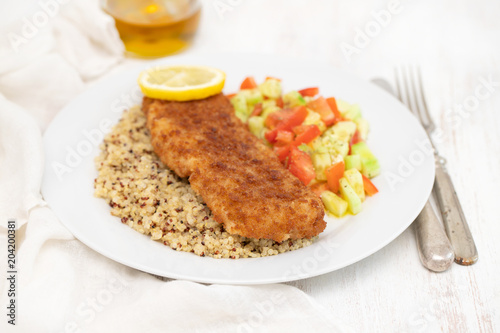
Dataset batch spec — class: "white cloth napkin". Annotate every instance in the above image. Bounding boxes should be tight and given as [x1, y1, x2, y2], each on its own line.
[0, 1, 351, 332]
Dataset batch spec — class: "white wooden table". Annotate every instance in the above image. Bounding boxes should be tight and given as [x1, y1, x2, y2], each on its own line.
[182, 1, 497, 332]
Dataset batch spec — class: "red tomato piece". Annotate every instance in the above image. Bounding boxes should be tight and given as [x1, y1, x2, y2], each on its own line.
[326, 161, 345, 193]
[298, 87, 319, 97]
[292, 125, 321, 147]
[264, 106, 308, 143]
[274, 145, 291, 163]
[266, 76, 282, 81]
[288, 147, 316, 186]
[265, 108, 294, 129]
[276, 96, 284, 108]
[362, 175, 379, 196]
[275, 130, 294, 146]
[307, 97, 335, 126]
[325, 97, 343, 122]
[251, 103, 263, 117]
[240, 77, 258, 90]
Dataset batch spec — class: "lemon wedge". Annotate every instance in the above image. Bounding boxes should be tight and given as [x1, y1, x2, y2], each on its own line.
[138, 65, 226, 101]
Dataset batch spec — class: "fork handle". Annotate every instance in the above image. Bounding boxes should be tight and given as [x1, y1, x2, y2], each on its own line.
[415, 201, 454, 272]
[433, 157, 478, 265]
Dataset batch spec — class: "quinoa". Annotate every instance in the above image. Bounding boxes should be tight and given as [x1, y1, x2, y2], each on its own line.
[94, 105, 316, 259]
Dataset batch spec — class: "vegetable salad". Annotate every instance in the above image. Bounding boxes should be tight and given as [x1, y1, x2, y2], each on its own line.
[228, 76, 380, 217]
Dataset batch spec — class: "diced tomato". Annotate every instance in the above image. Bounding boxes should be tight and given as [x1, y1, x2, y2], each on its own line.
[240, 77, 258, 90]
[288, 147, 316, 186]
[351, 130, 362, 145]
[292, 125, 308, 135]
[265, 108, 294, 129]
[274, 145, 291, 163]
[325, 97, 343, 122]
[264, 106, 308, 143]
[307, 97, 335, 126]
[275, 130, 294, 146]
[291, 125, 321, 147]
[326, 161, 345, 193]
[298, 87, 319, 97]
[310, 182, 328, 197]
[362, 175, 379, 196]
[225, 93, 236, 99]
[251, 103, 263, 117]
[276, 96, 284, 108]
[266, 76, 282, 81]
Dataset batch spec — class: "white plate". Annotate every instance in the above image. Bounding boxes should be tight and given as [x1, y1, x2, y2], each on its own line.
[42, 54, 434, 285]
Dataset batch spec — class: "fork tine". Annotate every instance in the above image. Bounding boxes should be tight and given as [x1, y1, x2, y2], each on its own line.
[415, 67, 435, 132]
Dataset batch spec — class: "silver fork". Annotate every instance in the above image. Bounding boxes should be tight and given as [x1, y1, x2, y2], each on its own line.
[394, 66, 478, 266]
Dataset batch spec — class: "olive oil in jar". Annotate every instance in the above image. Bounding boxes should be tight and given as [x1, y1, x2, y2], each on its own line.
[102, 0, 201, 57]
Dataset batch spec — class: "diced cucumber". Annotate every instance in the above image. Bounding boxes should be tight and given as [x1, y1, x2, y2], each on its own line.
[321, 191, 348, 217]
[298, 143, 313, 154]
[335, 98, 352, 112]
[345, 154, 362, 171]
[355, 117, 370, 141]
[230, 94, 248, 117]
[303, 109, 326, 133]
[343, 169, 365, 202]
[362, 159, 381, 178]
[262, 99, 277, 109]
[283, 91, 306, 107]
[259, 79, 282, 99]
[314, 134, 349, 158]
[241, 89, 264, 106]
[351, 142, 381, 178]
[248, 116, 265, 138]
[311, 151, 331, 181]
[235, 111, 249, 123]
[324, 121, 357, 142]
[339, 178, 362, 215]
[341, 104, 362, 121]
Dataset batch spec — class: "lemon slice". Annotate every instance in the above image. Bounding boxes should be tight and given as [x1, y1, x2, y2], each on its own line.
[138, 65, 226, 101]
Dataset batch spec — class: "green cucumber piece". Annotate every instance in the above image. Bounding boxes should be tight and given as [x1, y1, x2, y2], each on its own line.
[345, 154, 362, 171]
[339, 178, 362, 215]
[362, 159, 381, 178]
[343, 169, 365, 202]
[311, 151, 331, 181]
[321, 191, 348, 217]
[248, 116, 265, 138]
[230, 94, 248, 117]
[240, 89, 263, 106]
[341, 104, 362, 121]
[355, 117, 370, 141]
[259, 79, 282, 99]
[335, 98, 352, 112]
[325, 121, 357, 142]
[351, 142, 380, 178]
[283, 91, 306, 107]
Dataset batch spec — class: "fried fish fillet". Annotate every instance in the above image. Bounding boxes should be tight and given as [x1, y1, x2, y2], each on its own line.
[142, 93, 326, 242]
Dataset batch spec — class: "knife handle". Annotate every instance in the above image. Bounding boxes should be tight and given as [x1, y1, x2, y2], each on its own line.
[415, 200, 454, 272]
[433, 157, 478, 265]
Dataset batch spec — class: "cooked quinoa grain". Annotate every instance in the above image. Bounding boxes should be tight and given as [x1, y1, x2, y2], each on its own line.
[94, 105, 316, 258]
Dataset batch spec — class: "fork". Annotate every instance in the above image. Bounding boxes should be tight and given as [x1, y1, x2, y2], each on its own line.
[394, 66, 478, 266]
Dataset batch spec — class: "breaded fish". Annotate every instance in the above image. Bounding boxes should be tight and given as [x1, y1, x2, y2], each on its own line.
[142, 93, 326, 242]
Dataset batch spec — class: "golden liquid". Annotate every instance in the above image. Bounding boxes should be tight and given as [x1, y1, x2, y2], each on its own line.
[103, 0, 201, 57]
